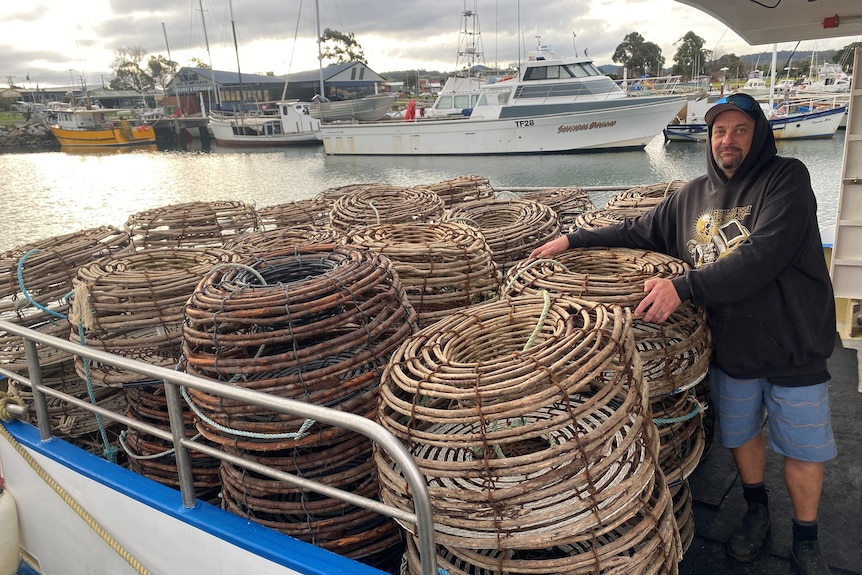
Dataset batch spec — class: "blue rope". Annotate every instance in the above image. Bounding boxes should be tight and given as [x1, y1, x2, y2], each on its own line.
[652, 400, 703, 426]
[17, 249, 67, 319]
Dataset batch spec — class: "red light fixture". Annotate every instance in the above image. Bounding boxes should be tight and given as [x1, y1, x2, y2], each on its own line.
[823, 14, 840, 28]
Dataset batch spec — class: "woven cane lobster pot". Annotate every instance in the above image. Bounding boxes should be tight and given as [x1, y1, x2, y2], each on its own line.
[180, 245, 418, 568]
[442, 198, 560, 273]
[256, 197, 334, 230]
[651, 390, 706, 486]
[221, 228, 343, 257]
[315, 183, 385, 202]
[421, 175, 495, 208]
[344, 222, 501, 328]
[520, 186, 596, 231]
[125, 201, 262, 249]
[69, 247, 239, 387]
[0, 226, 132, 366]
[504, 247, 712, 397]
[669, 479, 696, 555]
[604, 180, 687, 211]
[378, 294, 681, 574]
[568, 207, 653, 233]
[328, 185, 445, 233]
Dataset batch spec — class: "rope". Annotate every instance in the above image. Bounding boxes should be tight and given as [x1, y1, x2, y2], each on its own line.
[17, 249, 67, 319]
[179, 384, 317, 440]
[0, 420, 152, 575]
[522, 289, 552, 352]
[118, 429, 202, 460]
[0, 391, 26, 421]
[652, 397, 704, 426]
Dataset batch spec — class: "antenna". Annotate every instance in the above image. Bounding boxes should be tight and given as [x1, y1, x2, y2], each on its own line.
[572, 32, 577, 57]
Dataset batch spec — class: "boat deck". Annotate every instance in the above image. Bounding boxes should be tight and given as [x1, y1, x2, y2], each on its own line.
[680, 336, 862, 575]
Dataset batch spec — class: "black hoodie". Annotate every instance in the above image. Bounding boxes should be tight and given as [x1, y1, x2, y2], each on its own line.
[565, 104, 835, 384]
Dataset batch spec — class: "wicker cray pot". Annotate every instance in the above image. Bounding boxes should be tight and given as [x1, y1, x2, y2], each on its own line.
[125, 200, 262, 249]
[256, 197, 335, 230]
[651, 390, 706, 486]
[0, 226, 132, 367]
[181, 245, 418, 569]
[420, 175, 495, 208]
[344, 222, 501, 328]
[0, 227, 132, 443]
[505, 247, 712, 397]
[442, 198, 560, 274]
[568, 207, 650, 234]
[669, 479, 696, 556]
[520, 186, 596, 231]
[378, 294, 681, 574]
[328, 185, 445, 233]
[604, 180, 687, 211]
[66, 247, 238, 493]
[69, 247, 240, 386]
[222, 228, 343, 258]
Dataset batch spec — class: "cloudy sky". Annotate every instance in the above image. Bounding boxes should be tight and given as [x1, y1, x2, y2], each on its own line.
[2, 0, 859, 89]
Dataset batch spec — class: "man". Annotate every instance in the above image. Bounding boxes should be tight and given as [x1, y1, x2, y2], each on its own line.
[530, 92, 836, 575]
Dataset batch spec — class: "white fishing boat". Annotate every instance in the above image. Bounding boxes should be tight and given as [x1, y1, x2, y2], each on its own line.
[320, 46, 686, 156]
[209, 101, 322, 147]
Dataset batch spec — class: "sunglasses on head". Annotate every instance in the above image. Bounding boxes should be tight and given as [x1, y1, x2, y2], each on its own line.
[714, 94, 759, 111]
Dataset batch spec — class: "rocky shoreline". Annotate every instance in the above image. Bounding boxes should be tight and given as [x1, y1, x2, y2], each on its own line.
[0, 121, 60, 152]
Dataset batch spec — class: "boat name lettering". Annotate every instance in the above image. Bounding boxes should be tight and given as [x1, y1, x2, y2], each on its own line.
[514, 120, 535, 128]
[557, 120, 617, 133]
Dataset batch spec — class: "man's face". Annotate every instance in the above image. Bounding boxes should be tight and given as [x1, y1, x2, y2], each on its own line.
[710, 110, 756, 179]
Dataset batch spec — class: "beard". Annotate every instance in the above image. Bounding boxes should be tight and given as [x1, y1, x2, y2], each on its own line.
[716, 148, 743, 172]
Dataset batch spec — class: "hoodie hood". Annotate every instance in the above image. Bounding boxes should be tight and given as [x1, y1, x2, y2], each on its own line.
[706, 100, 777, 186]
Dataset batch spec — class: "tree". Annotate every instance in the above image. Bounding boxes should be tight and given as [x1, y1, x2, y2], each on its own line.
[320, 28, 366, 65]
[832, 41, 861, 71]
[110, 46, 154, 94]
[146, 55, 178, 96]
[188, 57, 211, 69]
[671, 32, 709, 79]
[612, 32, 665, 77]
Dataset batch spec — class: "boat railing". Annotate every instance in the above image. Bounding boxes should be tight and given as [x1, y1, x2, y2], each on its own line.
[0, 318, 438, 575]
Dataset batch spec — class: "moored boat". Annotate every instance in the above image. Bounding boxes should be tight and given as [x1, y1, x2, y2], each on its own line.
[209, 100, 322, 147]
[47, 108, 156, 148]
[309, 93, 398, 122]
[320, 46, 686, 156]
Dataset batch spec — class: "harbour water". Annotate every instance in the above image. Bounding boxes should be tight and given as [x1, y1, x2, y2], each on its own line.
[0, 131, 846, 253]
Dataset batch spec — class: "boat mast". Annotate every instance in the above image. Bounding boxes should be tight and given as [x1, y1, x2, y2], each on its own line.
[456, 1, 485, 77]
[197, 0, 220, 108]
[228, 0, 245, 116]
[315, 0, 325, 98]
[161, 22, 183, 117]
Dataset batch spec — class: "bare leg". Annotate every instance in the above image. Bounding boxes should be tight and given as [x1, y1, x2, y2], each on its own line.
[785, 457, 823, 522]
[731, 432, 766, 484]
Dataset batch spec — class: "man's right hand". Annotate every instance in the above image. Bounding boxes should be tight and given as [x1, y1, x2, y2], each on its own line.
[529, 235, 570, 259]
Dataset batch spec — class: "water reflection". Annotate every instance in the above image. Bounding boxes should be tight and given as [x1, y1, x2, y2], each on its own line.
[0, 132, 845, 252]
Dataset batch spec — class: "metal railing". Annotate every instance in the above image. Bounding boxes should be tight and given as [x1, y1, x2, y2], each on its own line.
[0, 318, 437, 575]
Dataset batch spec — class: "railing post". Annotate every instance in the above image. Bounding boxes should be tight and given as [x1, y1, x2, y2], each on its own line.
[23, 338, 52, 440]
[163, 380, 198, 508]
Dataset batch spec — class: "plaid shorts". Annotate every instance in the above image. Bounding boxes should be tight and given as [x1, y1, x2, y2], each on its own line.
[710, 365, 837, 462]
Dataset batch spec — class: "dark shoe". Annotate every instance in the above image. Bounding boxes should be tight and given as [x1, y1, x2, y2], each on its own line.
[726, 502, 771, 563]
[790, 539, 832, 575]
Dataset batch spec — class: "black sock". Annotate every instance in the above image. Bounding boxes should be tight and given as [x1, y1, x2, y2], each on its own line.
[742, 482, 769, 506]
[793, 518, 818, 541]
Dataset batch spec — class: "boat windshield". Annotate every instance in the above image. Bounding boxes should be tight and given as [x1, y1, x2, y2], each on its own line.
[523, 62, 602, 81]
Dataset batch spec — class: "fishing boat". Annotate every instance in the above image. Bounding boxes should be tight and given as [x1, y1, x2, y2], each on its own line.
[209, 100, 322, 147]
[320, 45, 686, 156]
[664, 101, 846, 142]
[46, 108, 156, 148]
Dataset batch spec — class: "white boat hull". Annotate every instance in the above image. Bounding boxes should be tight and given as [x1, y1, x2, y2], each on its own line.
[321, 97, 685, 155]
[209, 101, 322, 147]
[0, 421, 384, 575]
[664, 106, 846, 142]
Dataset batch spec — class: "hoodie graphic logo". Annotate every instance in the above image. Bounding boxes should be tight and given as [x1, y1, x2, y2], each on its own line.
[687, 206, 752, 268]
